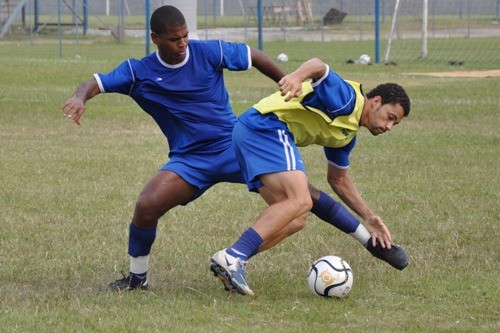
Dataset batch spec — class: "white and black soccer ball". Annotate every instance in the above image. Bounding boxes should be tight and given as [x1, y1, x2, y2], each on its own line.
[306, 255, 353, 298]
[277, 53, 289, 62]
[358, 54, 371, 65]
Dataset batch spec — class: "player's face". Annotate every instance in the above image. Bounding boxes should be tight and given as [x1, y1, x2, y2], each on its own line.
[366, 99, 404, 136]
[152, 24, 189, 65]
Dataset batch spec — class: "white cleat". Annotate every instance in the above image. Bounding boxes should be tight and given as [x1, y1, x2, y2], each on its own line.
[210, 249, 254, 296]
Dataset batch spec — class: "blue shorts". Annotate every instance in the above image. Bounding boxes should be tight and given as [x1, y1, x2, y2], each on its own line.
[160, 144, 245, 204]
[233, 109, 306, 192]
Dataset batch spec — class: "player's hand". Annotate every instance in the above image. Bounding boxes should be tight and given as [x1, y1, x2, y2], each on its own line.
[278, 73, 303, 102]
[365, 215, 392, 249]
[61, 97, 85, 125]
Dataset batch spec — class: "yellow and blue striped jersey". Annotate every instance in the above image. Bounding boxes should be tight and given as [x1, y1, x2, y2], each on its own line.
[252, 67, 365, 149]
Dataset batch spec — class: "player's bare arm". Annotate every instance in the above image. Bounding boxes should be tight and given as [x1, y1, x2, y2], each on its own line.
[61, 79, 101, 125]
[279, 58, 326, 101]
[326, 164, 392, 249]
[250, 47, 286, 83]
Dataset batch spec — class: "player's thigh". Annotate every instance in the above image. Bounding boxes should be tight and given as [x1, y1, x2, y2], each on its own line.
[138, 170, 196, 210]
[259, 170, 310, 205]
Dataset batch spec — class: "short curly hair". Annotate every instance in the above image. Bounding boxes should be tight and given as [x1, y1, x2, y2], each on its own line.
[150, 5, 186, 35]
[366, 83, 411, 117]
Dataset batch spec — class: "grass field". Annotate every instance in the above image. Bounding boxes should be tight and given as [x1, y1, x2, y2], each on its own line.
[0, 40, 499, 332]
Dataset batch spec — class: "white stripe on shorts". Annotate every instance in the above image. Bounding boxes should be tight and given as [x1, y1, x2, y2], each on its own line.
[278, 129, 296, 170]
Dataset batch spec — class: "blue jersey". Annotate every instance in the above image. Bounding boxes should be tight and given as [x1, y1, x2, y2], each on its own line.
[94, 39, 251, 156]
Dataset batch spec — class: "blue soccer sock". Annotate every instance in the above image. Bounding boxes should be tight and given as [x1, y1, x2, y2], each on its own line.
[128, 223, 157, 285]
[226, 227, 263, 261]
[310, 191, 370, 245]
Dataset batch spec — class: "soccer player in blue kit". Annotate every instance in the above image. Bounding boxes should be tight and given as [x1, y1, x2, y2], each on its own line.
[61, 6, 407, 293]
[211, 58, 411, 295]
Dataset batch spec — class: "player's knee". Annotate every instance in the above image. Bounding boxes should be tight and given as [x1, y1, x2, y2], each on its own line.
[294, 195, 313, 215]
[134, 194, 163, 222]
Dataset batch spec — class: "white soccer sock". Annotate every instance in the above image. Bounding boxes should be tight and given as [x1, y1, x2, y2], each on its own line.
[130, 255, 150, 275]
[349, 224, 371, 245]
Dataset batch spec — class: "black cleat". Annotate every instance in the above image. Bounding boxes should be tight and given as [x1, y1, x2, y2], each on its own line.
[98, 271, 148, 294]
[365, 238, 409, 270]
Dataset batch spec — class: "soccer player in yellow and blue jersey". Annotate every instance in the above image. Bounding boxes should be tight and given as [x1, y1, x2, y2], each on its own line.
[211, 58, 411, 296]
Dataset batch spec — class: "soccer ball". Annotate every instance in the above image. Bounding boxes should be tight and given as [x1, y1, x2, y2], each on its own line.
[306, 255, 353, 298]
[358, 54, 371, 65]
[277, 53, 289, 62]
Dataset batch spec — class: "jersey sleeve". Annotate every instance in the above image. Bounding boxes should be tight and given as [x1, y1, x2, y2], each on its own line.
[218, 40, 251, 71]
[311, 65, 357, 119]
[323, 135, 357, 169]
[93, 59, 135, 95]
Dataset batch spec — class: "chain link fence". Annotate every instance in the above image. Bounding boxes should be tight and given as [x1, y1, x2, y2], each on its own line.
[1, 1, 499, 66]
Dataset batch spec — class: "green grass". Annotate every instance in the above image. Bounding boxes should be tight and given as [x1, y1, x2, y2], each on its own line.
[0, 41, 499, 332]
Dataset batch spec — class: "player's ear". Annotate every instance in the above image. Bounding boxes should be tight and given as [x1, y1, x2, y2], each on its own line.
[151, 32, 160, 45]
[371, 95, 382, 109]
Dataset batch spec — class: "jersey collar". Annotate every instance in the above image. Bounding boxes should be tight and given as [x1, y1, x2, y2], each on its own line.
[156, 47, 190, 69]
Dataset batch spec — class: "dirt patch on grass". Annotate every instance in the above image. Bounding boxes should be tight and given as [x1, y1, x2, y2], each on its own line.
[406, 70, 500, 78]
